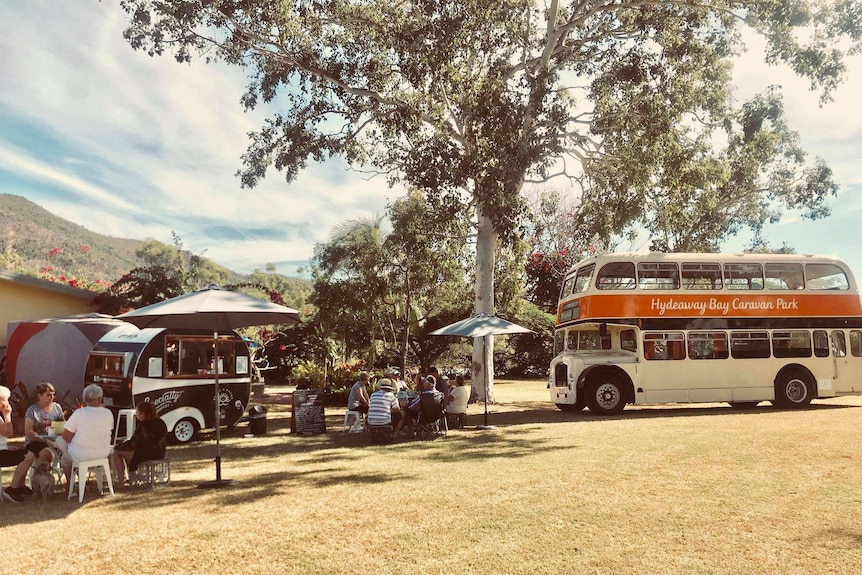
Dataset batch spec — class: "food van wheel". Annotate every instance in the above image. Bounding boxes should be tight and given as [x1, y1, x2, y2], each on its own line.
[773, 370, 813, 409]
[586, 374, 626, 415]
[172, 418, 198, 444]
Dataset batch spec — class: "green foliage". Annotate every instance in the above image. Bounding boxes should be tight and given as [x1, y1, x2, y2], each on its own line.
[310, 190, 479, 371]
[119, 0, 858, 251]
[289, 360, 326, 388]
[9, 380, 36, 416]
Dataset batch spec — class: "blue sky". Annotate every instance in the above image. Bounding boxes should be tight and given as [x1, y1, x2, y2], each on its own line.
[1, 3, 861, 280]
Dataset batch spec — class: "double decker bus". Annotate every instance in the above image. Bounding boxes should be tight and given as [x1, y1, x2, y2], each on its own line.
[549, 252, 862, 414]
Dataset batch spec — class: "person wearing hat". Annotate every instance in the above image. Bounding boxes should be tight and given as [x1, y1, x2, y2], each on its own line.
[384, 367, 409, 392]
[367, 378, 401, 429]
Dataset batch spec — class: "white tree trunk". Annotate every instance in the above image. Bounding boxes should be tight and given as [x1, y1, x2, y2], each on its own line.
[472, 205, 496, 402]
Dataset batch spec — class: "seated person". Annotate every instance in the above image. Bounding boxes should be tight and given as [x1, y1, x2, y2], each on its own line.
[395, 376, 443, 437]
[6, 382, 65, 499]
[447, 374, 470, 416]
[346, 372, 371, 415]
[367, 378, 401, 430]
[1, 385, 30, 501]
[111, 401, 168, 486]
[428, 366, 449, 406]
[54, 384, 114, 482]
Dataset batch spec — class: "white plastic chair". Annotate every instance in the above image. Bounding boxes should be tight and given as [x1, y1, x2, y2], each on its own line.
[342, 410, 364, 433]
[0, 466, 17, 503]
[67, 458, 114, 503]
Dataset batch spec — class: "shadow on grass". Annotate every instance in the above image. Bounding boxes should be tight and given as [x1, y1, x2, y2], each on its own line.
[3, 397, 855, 523]
[807, 526, 862, 548]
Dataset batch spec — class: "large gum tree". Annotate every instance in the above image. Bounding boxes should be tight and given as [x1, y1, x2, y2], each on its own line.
[120, 0, 861, 401]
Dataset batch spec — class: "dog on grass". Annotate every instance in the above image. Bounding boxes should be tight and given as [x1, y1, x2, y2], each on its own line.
[31, 461, 56, 502]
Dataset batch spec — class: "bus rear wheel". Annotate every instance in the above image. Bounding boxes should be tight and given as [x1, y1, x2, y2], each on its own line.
[773, 370, 813, 409]
[586, 375, 626, 415]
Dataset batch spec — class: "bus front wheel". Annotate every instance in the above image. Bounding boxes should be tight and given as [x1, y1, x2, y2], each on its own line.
[586, 375, 626, 415]
[773, 370, 813, 409]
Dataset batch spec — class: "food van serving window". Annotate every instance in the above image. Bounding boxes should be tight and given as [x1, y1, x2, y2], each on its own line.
[165, 336, 239, 377]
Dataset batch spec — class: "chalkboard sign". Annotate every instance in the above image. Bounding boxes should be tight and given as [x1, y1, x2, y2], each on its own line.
[292, 389, 327, 435]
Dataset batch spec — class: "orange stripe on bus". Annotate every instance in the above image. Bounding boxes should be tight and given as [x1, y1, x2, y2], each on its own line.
[559, 293, 862, 322]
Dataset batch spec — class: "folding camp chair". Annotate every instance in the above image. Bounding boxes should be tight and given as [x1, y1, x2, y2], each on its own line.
[415, 392, 447, 440]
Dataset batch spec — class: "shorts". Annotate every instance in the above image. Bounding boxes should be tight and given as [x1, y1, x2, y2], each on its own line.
[0, 449, 26, 467]
[24, 440, 50, 457]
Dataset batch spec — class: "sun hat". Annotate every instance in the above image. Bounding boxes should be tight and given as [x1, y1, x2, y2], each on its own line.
[378, 378, 394, 391]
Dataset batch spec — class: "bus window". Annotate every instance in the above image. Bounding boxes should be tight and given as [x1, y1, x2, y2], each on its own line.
[573, 264, 595, 293]
[730, 331, 770, 359]
[559, 300, 579, 322]
[806, 263, 849, 290]
[832, 331, 847, 358]
[765, 263, 804, 290]
[814, 330, 829, 357]
[725, 263, 764, 290]
[772, 331, 812, 358]
[554, 330, 565, 355]
[561, 274, 575, 299]
[643, 332, 685, 360]
[687, 332, 729, 359]
[620, 329, 637, 352]
[567, 330, 602, 351]
[850, 331, 862, 357]
[682, 263, 722, 290]
[596, 262, 636, 290]
[637, 262, 680, 290]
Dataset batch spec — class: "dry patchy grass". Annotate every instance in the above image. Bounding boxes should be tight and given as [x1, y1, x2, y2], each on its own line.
[2, 379, 862, 574]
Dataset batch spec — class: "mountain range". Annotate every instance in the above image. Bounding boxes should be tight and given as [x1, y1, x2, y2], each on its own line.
[0, 194, 273, 288]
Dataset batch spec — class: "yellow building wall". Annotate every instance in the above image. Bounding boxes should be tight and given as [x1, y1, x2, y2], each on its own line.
[0, 280, 95, 348]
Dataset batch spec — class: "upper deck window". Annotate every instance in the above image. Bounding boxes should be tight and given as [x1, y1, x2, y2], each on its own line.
[573, 264, 595, 293]
[805, 263, 849, 290]
[560, 274, 575, 299]
[724, 263, 764, 290]
[637, 262, 680, 290]
[596, 262, 636, 290]
[682, 263, 722, 290]
[765, 263, 804, 290]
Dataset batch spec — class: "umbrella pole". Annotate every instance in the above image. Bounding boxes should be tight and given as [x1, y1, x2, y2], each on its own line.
[477, 335, 496, 430]
[198, 330, 237, 489]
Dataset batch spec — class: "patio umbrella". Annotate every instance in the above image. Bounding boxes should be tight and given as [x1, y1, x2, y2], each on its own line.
[118, 285, 301, 488]
[429, 312, 533, 429]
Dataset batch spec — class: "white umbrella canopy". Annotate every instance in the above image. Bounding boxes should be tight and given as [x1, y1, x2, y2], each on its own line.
[429, 312, 533, 338]
[429, 312, 533, 428]
[117, 285, 301, 488]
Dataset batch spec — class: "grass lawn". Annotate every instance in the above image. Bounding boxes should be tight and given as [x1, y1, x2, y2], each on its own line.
[3, 379, 862, 574]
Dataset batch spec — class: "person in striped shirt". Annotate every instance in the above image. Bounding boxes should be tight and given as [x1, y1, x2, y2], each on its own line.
[367, 378, 401, 429]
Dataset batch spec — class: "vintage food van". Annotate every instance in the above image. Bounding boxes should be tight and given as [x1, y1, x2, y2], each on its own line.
[84, 323, 251, 443]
